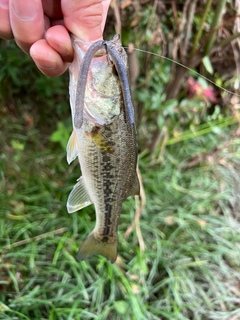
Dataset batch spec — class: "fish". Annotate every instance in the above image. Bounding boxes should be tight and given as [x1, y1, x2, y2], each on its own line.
[66, 34, 140, 263]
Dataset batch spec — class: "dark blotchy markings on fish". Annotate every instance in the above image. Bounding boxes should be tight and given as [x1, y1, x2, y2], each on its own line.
[87, 126, 116, 155]
[66, 34, 140, 263]
[102, 153, 114, 236]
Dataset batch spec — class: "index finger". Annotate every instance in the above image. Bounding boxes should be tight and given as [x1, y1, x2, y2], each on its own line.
[9, 0, 45, 53]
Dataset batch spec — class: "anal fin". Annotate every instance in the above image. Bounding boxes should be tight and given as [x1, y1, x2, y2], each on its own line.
[67, 177, 92, 213]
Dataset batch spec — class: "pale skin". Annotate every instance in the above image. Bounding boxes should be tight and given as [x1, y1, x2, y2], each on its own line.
[0, 0, 111, 76]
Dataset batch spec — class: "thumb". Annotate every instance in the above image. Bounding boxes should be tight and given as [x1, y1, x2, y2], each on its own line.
[62, 0, 111, 42]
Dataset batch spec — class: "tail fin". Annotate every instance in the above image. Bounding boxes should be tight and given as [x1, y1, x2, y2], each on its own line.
[77, 233, 118, 263]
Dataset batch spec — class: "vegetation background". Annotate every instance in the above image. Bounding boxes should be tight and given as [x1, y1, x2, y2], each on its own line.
[1, 0, 240, 319]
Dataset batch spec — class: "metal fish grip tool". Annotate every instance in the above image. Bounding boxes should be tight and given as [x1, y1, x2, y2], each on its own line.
[73, 34, 135, 130]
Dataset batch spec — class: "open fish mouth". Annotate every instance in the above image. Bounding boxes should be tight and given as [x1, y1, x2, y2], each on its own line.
[73, 34, 135, 130]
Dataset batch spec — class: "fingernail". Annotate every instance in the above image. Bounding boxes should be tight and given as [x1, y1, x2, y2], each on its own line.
[0, 0, 9, 9]
[57, 44, 71, 59]
[13, 0, 38, 21]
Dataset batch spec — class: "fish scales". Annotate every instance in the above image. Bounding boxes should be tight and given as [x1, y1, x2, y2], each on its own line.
[66, 35, 140, 263]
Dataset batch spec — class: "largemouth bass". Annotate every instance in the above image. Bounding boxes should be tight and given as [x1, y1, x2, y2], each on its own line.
[67, 34, 140, 263]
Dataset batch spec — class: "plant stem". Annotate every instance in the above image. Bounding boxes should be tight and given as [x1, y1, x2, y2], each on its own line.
[204, 0, 228, 56]
[166, 116, 237, 145]
[191, 0, 213, 56]
[211, 32, 240, 52]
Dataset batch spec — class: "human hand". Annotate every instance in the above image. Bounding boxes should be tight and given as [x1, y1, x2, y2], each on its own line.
[0, 0, 111, 76]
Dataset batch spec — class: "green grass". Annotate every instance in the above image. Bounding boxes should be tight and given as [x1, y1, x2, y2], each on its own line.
[1, 105, 240, 320]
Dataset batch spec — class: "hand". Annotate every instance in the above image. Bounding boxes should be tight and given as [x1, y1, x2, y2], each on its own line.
[0, 0, 111, 76]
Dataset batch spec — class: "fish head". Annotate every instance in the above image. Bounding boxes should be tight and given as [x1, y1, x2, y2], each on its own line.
[69, 35, 129, 127]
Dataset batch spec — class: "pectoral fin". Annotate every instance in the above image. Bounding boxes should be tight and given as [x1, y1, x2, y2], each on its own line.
[67, 177, 92, 213]
[66, 130, 78, 164]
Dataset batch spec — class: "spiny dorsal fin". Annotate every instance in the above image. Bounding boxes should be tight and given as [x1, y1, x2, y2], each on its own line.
[67, 177, 92, 213]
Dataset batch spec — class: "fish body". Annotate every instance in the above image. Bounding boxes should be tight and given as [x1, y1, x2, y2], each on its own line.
[67, 35, 139, 263]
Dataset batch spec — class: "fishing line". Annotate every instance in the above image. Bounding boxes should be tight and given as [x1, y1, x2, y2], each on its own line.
[124, 47, 240, 98]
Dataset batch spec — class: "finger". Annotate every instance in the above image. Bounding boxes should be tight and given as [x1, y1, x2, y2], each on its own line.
[62, 0, 105, 42]
[30, 39, 70, 76]
[9, 0, 45, 53]
[101, 0, 111, 33]
[45, 25, 73, 63]
[0, 0, 13, 39]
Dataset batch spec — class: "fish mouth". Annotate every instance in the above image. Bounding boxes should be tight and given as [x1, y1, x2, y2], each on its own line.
[73, 35, 135, 130]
